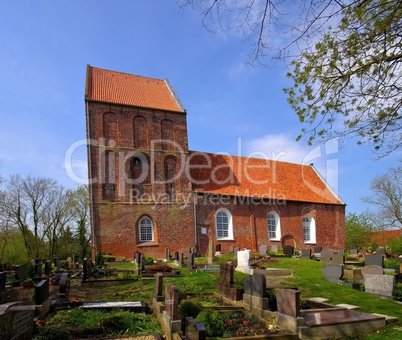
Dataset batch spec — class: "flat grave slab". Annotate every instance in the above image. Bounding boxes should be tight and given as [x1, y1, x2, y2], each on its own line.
[81, 301, 147, 312]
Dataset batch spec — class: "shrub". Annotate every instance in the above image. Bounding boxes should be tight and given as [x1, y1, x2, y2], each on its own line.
[38, 325, 70, 340]
[101, 312, 128, 332]
[196, 310, 225, 337]
[394, 283, 402, 301]
[102, 255, 116, 262]
[178, 298, 203, 319]
[144, 256, 155, 265]
[384, 259, 400, 270]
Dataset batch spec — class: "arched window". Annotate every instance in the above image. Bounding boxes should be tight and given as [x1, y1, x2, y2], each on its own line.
[164, 156, 177, 201]
[215, 209, 233, 240]
[267, 211, 281, 241]
[103, 112, 118, 146]
[129, 153, 150, 184]
[139, 217, 154, 242]
[101, 150, 116, 200]
[161, 119, 173, 150]
[133, 115, 147, 148]
[302, 216, 316, 244]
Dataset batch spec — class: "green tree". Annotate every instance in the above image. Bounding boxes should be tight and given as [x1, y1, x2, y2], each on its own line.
[345, 212, 374, 250]
[181, 1, 402, 157]
[67, 185, 91, 260]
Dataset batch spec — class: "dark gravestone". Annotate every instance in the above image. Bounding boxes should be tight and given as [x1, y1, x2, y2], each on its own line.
[244, 273, 267, 298]
[258, 244, 268, 255]
[14, 265, 27, 281]
[185, 317, 206, 340]
[322, 264, 344, 283]
[0, 302, 36, 339]
[165, 248, 170, 261]
[187, 253, 195, 270]
[34, 263, 42, 277]
[154, 273, 163, 297]
[35, 258, 41, 265]
[0, 272, 6, 292]
[314, 246, 322, 254]
[140, 253, 146, 272]
[276, 289, 300, 318]
[217, 262, 243, 301]
[300, 249, 312, 259]
[365, 255, 384, 267]
[320, 248, 334, 262]
[164, 284, 179, 320]
[53, 257, 61, 270]
[283, 245, 294, 258]
[175, 252, 179, 261]
[35, 279, 49, 305]
[331, 253, 345, 265]
[45, 261, 52, 275]
[216, 244, 221, 252]
[59, 273, 70, 305]
[178, 253, 184, 267]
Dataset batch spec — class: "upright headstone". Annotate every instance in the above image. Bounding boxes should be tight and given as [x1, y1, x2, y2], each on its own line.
[271, 244, 278, 253]
[0, 272, 6, 292]
[82, 258, 88, 281]
[14, 265, 27, 281]
[365, 255, 384, 267]
[140, 253, 146, 272]
[208, 240, 214, 265]
[361, 265, 384, 276]
[283, 245, 294, 258]
[53, 257, 61, 270]
[229, 245, 234, 253]
[276, 289, 300, 318]
[34, 263, 42, 277]
[187, 253, 195, 271]
[233, 247, 240, 256]
[320, 248, 334, 262]
[35, 279, 50, 317]
[258, 244, 268, 255]
[338, 249, 345, 256]
[350, 249, 358, 256]
[59, 273, 70, 305]
[314, 246, 322, 254]
[364, 274, 395, 297]
[44, 261, 52, 275]
[178, 253, 184, 267]
[237, 249, 252, 270]
[67, 257, 72, 268]
[154, 272, 164, 298]
[300, 249, 312, 259]
[215, 244, 221, 253]
[331, 253, 345, 265]
[322, 264, 344, 283]
[376, 248, 386, 256]
[165, 248, 171, 261]
[0, 302, 36, 339]
[164, 284, 179, 320]
[174, 252, 179, 261]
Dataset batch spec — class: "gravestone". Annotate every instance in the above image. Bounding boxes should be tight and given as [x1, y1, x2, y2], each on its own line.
[276, 289, 300, 318]
[14, 265, 27, 281]
[331, 253, 345, 265]
[208, 240, 214, 265]
[258, 244, 268, 255]
[53, 257, 61, 270]
[67, 257, 72, 267]
[365, 255, 384, 267]
[83, 258, 93, 280]
[165, 248, 171, 261]
[236, 249, 252, 270]
[140, 253, 146, 272]
[243, 273, 268, 315]
[215, 244, 221, 253]
[35, 279, 50, 317]
[34, 263, 42, 277]
[187, 253, 195, 271]
[320, 248, 334, 262]
[233, 247, 240, 256]
[283, 245, 294, 258]
[361, 265, 384, 276]
[185, 317, 206, 340]
[154, 273, 164, 300]
[178, 253, 184, 267]
[174, 252, 179, 261]
[300, 249, 312, 259]
[163, 284, 181, 333]
[322, 264, 344, 283]
[0, 302, 36, 339]
[314, 246, 322, 254]
[217, 262, 243, 301]
[59, 273, 70, 305]
[338, 249, 345, 256]
[359, 249, 367, 255]
[0, 272, 6, 292]
[44, 261, 52, 275]
[364, 274, 395, 297]
[350, 249, 358, 256]
[229, 245, 234, 253]
[271, 244, 278, 253]
[376, 248, 386, 256]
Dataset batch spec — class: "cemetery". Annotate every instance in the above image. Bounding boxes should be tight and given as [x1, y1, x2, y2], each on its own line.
[0, 246, 401, 339]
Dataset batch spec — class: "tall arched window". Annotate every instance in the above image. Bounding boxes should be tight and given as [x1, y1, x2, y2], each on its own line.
[133, 115, 147, 149]
[139, 217, 154, 242]
[267, 211, 281, 241]
[103, 112, 118, 146]
[302, 216, 316, 244]
[164, 156, 177, 201]
[161, 119, 173, 150]
[215, 209, 233, 240]
[101, 150, 116, 200]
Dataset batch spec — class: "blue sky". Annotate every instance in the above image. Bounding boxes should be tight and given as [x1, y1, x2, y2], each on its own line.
[0, 1, 400, 215]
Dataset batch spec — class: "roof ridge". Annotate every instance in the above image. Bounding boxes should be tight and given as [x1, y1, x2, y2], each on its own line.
[90, 65, 165, 82]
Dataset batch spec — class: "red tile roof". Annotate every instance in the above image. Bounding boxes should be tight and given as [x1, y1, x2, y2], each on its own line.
[85, 65, 184, 112]
[189, 151, 344, 205]
[369, 229, 401, 246]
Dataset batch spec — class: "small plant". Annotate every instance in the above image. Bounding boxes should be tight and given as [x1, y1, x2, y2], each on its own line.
[102, 254, 116, 262]
[196, 310, 225, 337]
[178, 298, 203, 319]
[144, 256, 156, 265]
[384, 259, 400, 270]
[37, 325, 70, 339]
[394, 283, 402, 301]
[50, 275, 61, 284]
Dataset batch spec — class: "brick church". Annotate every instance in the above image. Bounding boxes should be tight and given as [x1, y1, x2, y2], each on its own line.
[85, 65, 346, 260]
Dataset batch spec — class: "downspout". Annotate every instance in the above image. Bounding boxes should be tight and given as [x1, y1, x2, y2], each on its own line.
[193, 192, 197, 250]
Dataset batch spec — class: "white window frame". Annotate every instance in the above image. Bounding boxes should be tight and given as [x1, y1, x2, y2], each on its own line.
[139, 217, 154, 242]
[267, 211, 281, 241]
[215, 208, 234, 240]
[302, 215, 316, 244]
